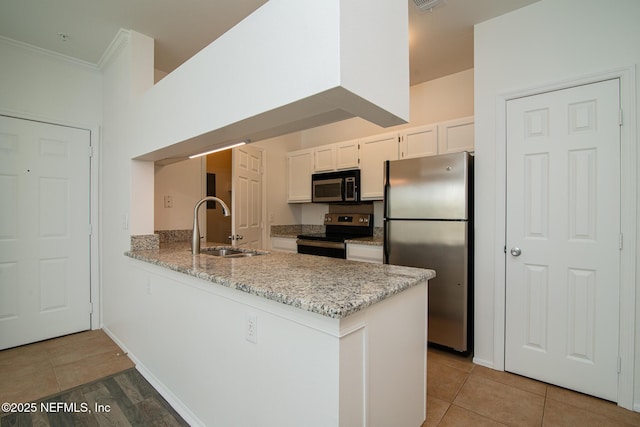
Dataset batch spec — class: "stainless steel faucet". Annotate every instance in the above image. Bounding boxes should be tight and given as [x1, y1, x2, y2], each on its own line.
[192, 196, 231, 255]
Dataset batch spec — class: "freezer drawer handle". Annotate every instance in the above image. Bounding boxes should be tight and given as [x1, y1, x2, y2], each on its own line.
[510, 247, 522, 256]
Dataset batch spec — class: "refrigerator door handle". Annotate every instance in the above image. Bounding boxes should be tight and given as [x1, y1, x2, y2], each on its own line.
[383, 219, 389, 263]
[383, 160, 390, 220]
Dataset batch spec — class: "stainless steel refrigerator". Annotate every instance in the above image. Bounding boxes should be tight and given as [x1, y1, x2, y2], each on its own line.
[383, 151, 473, 353]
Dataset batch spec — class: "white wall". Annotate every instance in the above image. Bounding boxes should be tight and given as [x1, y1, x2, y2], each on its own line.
[474, 0, 640, 410]
[0, 38, 102, 127]
[131, 0, 409, 163]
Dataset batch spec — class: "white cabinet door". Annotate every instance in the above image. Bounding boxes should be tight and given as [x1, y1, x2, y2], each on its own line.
[270, 237, 297, 253]
[314, 145, 335, 172]
[438, 116, 474, 154]
[286, 149, 313, 202]
[399, 124, 438, 159]
[346, 243, 383, 264]
[360, 132, 398, 200]
[335, 139, 360, 170]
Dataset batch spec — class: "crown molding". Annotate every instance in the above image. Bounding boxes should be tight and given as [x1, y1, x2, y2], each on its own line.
[97, 29, 131, 70]
[0, 35, 100, 71]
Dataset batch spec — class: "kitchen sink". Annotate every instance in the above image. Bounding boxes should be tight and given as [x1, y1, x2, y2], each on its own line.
[199, 247, 265, 258]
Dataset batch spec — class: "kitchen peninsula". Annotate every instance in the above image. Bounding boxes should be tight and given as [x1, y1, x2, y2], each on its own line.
[124, 242, 433, 427]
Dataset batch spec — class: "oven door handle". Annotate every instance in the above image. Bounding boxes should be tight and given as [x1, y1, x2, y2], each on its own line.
[296, 239, 345, 250]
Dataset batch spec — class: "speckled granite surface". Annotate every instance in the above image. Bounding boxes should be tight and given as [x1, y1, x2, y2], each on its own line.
[130, 234, 159, 251]
[125, 242, 434, 319]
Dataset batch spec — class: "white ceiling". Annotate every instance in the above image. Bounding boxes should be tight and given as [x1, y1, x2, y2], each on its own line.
[0, 0, 538, 86]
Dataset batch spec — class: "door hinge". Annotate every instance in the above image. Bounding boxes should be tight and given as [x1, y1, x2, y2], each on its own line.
[619, 109, 623, 126]
[89, 302, 94, 314]
[619, 233, 623, 250]
[618, 356, 622, 373]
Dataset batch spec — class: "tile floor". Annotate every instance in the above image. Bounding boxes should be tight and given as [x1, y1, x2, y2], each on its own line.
[0, 329, 134, 406]
[425, 346, 640, 426]
[2, 331, 640, 426]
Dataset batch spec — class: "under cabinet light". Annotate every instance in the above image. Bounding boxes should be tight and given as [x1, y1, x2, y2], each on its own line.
[189, 141, 247, 159]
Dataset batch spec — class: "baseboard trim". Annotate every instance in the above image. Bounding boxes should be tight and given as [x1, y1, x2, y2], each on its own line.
[101, 327, 205, 427]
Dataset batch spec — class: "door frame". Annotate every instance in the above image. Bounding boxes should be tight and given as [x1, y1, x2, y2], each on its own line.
[0, 110, 101, 333]
[491, 66, 637, 409]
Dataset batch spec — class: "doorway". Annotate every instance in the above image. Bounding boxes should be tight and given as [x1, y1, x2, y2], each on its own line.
[504, 79, 621, 401]
[204, 144, 265, 248]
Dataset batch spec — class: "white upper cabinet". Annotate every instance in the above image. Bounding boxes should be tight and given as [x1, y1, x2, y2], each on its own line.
[285, 117, 474, 202]
[314, 140, 359, 172]
[360, 132, 399, 200]
[399, 124, 438, 159]
[335, 139, 360, 170]
[438, 116, 474, 154]
[314, 144, 336, 172]
[287, 149, 313, 202]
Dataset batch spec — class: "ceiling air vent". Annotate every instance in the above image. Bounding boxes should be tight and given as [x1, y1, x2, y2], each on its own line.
[413, 0, 444, 12]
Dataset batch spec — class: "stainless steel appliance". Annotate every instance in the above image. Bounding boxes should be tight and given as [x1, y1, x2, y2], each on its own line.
[312, 170, 360, 203]
[383, 152, 473, 353]
[297, 213, 373, 258]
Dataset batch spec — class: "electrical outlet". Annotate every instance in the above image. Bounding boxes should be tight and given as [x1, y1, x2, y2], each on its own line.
[246, 314, 257, 344]
[164, 195, 173, 208]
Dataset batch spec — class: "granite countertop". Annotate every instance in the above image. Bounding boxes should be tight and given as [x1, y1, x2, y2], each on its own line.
[125, 242, 433, 319]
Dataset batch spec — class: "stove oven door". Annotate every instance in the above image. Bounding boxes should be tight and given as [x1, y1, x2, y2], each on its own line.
[296, 239, 346, 259]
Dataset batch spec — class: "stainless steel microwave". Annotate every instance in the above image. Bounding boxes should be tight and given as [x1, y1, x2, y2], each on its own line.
[312, 169, 360, 203]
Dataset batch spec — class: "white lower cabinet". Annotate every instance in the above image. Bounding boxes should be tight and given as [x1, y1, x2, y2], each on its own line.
[270, 237, 297, 253]
[347, 243, 383, 264]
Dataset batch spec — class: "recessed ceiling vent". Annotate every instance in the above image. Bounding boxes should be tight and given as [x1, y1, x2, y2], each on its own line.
[413, 0, 444, 13]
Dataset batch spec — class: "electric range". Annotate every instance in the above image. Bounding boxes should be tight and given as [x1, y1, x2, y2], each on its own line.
[296, 213, 373, 259]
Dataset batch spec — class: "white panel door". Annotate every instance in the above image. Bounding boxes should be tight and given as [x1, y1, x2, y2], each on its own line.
[232, 144, 263, 249]
[0, 116, 91, 350]
[505, 79, 621, 401]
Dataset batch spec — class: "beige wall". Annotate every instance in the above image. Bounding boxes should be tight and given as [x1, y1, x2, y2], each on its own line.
[154, 158, 202, 231]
